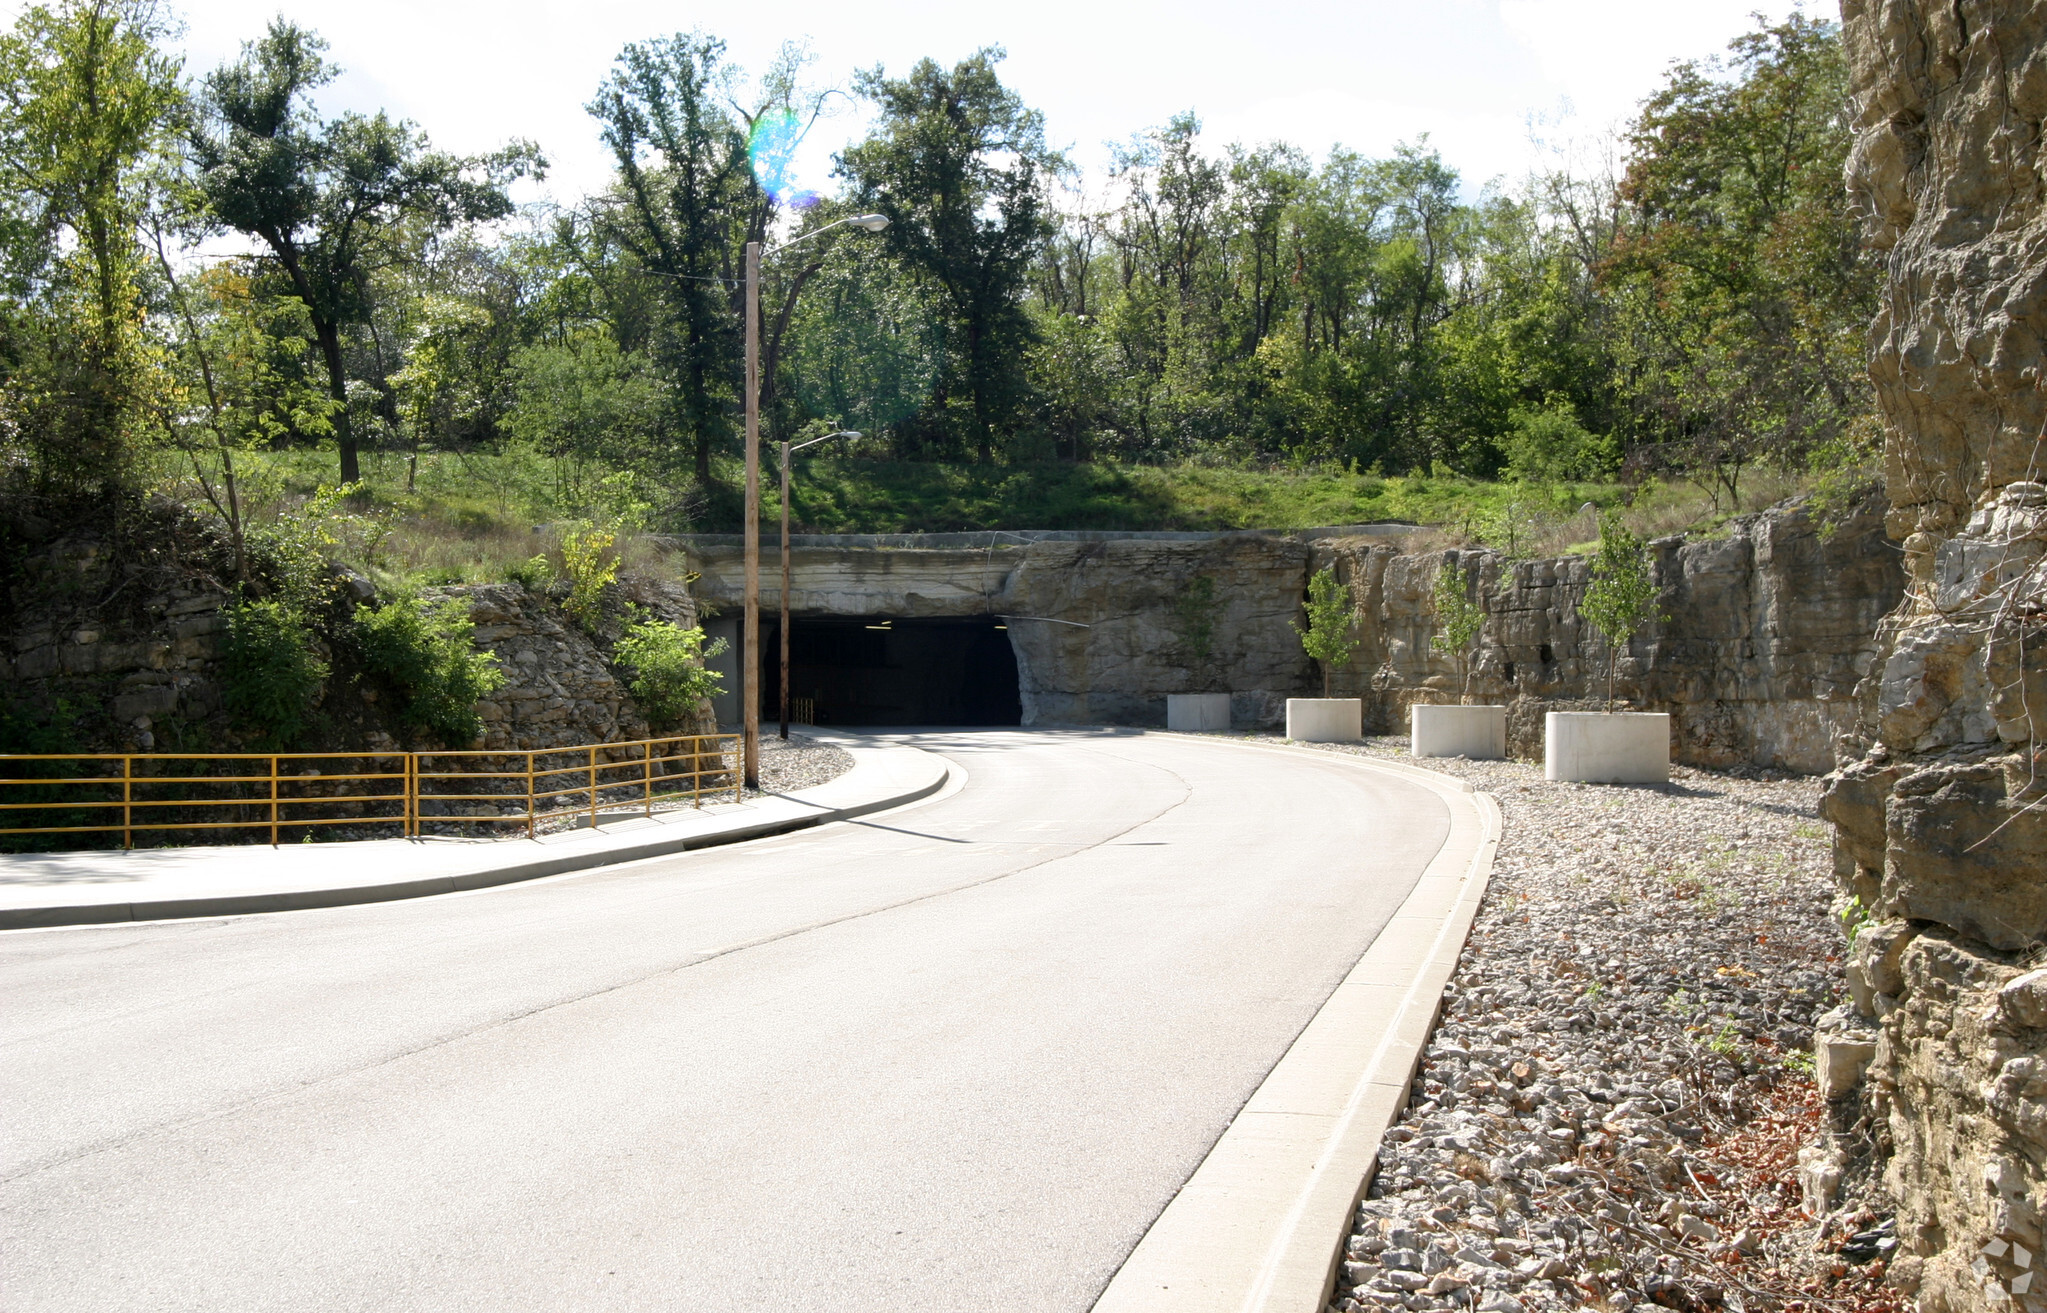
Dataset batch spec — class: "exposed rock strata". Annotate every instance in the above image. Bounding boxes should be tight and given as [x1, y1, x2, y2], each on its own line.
[0, 514, 702, 757]
[1821, 4, 2047, 1308]
[688, 502, 1899, 773]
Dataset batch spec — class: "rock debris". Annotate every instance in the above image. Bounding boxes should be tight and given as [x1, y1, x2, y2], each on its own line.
[1264, 738, 1898, 1313]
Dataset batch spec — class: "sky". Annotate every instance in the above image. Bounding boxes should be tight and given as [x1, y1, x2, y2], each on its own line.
[93, 0, 1813, 207]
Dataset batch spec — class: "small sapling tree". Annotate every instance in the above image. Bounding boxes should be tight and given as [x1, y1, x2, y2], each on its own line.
[1170, 574, 1218, 690]
[1293, 566, 1358, 697]
[1581, 513, 1663, 712]
[1431, 559, 1487, 703]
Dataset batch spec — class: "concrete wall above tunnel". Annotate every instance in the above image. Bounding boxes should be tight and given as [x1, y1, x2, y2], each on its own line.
[676, 529, 1405, 730]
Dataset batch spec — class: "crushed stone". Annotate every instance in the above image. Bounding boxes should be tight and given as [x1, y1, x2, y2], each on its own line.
[1232, 735, 1896, 1313]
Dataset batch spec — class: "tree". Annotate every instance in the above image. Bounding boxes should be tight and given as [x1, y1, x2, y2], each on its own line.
[840, 48, 1053, 463]
[586, 31, 756, 485]
[1580, 512, 1663, 712]
[1602, 13, 1871, 509]
[1431, 558, 1486, 703]
[0, 0, 181, 498]
[189, 19, 537, 485]
[1292, 565, 1358, 698]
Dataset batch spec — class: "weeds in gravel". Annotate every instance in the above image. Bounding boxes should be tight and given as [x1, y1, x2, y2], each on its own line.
[1282, 736, 1895, 1313]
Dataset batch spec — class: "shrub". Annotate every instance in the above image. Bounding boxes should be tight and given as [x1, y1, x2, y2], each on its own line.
[1292, 565, 1358, 698]
[559, 524, 618, 632]
[613, 611, 727, 731]
[353, 595, 505, 746]
[220, 599, 329, 745]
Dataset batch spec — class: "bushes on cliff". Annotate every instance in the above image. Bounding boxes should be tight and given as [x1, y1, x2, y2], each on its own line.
[352, 595, 504, 747]
[612, 610, 725, 732]
[219, 599, 330, 746]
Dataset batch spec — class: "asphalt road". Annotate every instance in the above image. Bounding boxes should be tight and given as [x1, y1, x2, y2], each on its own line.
[0, 729, 1451, 1313]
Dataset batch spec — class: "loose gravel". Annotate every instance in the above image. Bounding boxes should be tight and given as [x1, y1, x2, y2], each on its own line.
[750, 734, 856, 796]
[1223, 736, 1895, 1313]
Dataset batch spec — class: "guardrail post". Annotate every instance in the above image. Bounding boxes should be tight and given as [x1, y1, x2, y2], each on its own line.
[732, 735, 741, 803]
[122, 756, 132, 850]
[588, 745, 597, 831]
[525, 751, 535, 839]
[643, 739, 653, 818]
[405, 754, 416, 839]
[269, 756, 279, 846]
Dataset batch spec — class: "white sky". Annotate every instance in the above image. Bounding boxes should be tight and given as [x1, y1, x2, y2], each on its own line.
[81, 0, 1816, 205]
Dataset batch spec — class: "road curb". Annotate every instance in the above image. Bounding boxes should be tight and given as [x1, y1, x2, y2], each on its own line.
[1094, 737, 1502, 1313]
[0, 744, 952, 931]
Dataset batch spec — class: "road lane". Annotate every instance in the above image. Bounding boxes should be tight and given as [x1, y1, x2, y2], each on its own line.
[0, 729, 1450, 1312]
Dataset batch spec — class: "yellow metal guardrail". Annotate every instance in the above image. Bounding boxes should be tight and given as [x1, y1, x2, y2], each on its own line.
[0, 733, 741, 850]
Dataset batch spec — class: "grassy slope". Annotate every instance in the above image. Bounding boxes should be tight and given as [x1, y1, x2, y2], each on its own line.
[236, 446, 1804, 585]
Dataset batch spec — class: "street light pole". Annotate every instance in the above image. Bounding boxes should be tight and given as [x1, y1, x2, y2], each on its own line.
[743, 239, 761, 788]
[779, 430, 860, 739]
[740, 214, 887, 789]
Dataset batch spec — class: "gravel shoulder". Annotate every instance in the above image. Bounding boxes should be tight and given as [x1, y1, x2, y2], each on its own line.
[1210, 735, 1892, 1313]
[750, 734, 856, 796]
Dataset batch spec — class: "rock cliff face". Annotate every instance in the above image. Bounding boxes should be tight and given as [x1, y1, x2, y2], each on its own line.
[0, 506, 699, 757]
[686, 505, 1900, 769]
[1329, 495, 1900, 773]
[448, 578, 712, 751]
[1822, 4, 2047, 1308]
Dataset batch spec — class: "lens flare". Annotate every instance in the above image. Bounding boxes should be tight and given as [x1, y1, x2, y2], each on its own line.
[748, 108, 819, 209]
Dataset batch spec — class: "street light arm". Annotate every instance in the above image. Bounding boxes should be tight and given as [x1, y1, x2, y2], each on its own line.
[768, 213, 889, 259]
[788, 429, 861, 455]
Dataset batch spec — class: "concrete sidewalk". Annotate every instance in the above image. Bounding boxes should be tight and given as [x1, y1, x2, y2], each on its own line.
[0, 740, 950, 930]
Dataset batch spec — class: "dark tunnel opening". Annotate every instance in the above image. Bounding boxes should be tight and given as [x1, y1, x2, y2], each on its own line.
[760, 617, 1022, 727]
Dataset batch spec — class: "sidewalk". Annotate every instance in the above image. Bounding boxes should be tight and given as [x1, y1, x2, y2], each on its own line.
[0, 739, 950, 930]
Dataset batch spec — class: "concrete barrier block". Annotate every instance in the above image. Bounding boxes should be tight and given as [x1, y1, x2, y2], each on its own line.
[1167, 693, 1232, 732]
[1286, 698, 1362, 743]
[1544, 711, 1669, 784]
[1411, 704, 1506, 759]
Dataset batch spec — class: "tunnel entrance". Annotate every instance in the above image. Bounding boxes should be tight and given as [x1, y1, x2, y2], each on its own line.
[760, 617, 1022, 727]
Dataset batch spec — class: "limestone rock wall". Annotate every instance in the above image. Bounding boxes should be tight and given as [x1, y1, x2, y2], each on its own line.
[446, 578, 713, 751]
[1328, 495, 1900, 774]
[685, 505, 1899, 764]
[0, 506, 703, 757]
[1820, 5, 2047, 1308]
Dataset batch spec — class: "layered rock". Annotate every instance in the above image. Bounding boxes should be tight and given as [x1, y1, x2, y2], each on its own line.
[0, 505, 703, 758]
[1329, 495, 1899, 773]
[684, 504, 1900, 770]
[1819, 5, 2047, 1307]
[443, 578, 712, 751]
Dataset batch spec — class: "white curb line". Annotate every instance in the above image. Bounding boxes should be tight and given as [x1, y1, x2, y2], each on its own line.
[1094, 737, 1502, 1313]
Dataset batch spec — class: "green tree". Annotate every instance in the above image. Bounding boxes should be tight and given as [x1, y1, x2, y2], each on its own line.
[1292, 565, 1357, 698]
[1431, 559, 1487, 702]
[1580, 512, 1663, 712]
[586, 31, 755, 485]
[189, 19, 537, 485]
[0, 0, 181, 498]
[840, 48, 1054, 463]
[1603, 13, 1871, 509]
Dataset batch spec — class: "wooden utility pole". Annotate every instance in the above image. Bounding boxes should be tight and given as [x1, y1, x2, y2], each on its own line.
[780, 435, 792, 741]
[743, 240, 761, 788]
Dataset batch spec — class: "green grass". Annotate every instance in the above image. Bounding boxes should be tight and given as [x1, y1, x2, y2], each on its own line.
[162, 443, 1814, 587]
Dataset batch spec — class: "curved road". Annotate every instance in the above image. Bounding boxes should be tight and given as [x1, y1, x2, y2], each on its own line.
[0, 729, 1452, 1313]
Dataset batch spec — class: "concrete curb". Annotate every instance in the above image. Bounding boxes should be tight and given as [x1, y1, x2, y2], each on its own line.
[1094, 736, 1502, 1313]
[0, 743, 951, 931]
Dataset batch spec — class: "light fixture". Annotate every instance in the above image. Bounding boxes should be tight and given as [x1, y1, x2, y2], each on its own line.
[850, 213, 890, 232]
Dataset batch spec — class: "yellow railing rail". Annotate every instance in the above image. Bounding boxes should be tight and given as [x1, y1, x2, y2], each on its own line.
[0, 733, 741, 850]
